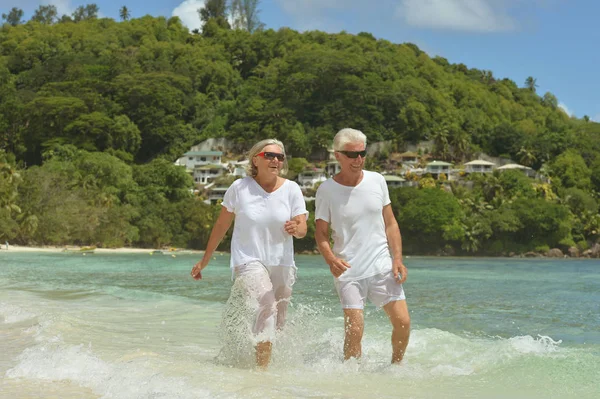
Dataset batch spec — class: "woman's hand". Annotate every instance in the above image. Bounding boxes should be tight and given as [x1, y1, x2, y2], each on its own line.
[284, 220, 300, 236]
[191, 260, 207, 280]
[285, 214, 307, 238]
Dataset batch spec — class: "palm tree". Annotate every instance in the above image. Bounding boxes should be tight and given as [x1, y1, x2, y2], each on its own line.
[517, 147, 536, 167]
[0, 157, 22, 217]
[450, 129, 471, 162]
[432, 126, 450, 161]
[119, 6, 130, 21]
[481, 174, 504, 204]
[524, 76, 538, 93]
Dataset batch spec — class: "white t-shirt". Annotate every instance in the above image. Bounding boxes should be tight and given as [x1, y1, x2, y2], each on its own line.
[315, 170, 392, 281]
[222, 177, 308, 269]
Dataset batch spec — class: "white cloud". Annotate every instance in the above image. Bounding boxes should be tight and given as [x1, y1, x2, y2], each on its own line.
[172, 0, 204, 30]
[558, 102, 573, 117]
[397, 0, 516, 32]
[592, 113, 600, 123]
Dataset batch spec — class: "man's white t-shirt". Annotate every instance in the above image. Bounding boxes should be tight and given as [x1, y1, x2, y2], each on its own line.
[222, 177, 308, 269]
[315, 170, 392, 281]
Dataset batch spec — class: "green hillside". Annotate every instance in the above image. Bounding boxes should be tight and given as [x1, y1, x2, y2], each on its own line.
[1, 14, 599, 254]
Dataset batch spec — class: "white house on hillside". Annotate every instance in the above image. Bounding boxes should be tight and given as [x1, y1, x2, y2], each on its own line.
[228, 159, 248, 178]
[426, 160, 454, 179]
[326, 161, 341, 177]
[497, 163, 536, 178]
[384, 174, 409, 188]
[398, 151, 419, 165]
[298, 168, 327, 189]
[206, 186, 229, 204]
[193, 164, 226, 184]
[176, 150, 223, 171]
[464, 160, 496, 174]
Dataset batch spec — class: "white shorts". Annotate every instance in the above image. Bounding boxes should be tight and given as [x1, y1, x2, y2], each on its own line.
[334, 270, 406, 310]
[232, 261, 297, 340]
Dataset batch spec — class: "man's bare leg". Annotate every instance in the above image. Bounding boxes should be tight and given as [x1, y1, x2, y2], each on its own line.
[343, 309, 364, 360]
[383, 300, 410, 363]
[255, 341, 272, 369]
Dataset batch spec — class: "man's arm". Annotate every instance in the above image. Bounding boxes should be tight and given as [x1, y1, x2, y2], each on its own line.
[315, 219, 350, 278]
[382, 204, 407, 284]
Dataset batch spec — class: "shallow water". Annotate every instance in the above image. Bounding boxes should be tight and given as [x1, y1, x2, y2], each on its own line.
[1, 253, 599, 398]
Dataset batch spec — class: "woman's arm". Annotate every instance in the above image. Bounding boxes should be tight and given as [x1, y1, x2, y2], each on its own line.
[285, 214, 308, 238]
[191, 206, 234, 279]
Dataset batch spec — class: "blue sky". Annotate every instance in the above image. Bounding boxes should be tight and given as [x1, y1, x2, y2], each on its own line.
[2, 0, 599, 121]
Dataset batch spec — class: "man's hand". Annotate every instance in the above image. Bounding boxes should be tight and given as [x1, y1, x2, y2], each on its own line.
[392, 259, 407, 284]
[328, 257, 351, 278]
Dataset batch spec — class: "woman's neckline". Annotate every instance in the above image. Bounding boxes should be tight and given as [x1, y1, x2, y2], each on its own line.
[251, 176, 287, 195]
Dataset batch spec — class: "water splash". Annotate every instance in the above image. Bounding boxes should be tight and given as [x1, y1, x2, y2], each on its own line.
[0, 302, 36, 324]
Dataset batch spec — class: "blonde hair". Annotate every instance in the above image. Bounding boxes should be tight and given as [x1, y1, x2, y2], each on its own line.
[333, 128, 367, 151]
[246, 139, 288, 177]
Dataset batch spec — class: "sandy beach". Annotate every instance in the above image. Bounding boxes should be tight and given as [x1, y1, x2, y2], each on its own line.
[0, 245, 204, 255]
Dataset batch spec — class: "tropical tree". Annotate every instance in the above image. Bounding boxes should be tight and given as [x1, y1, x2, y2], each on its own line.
[549, 149, 592, 190]
[0, 152, 21, 241]
[72, 4, 99, 22]
[542, 92, 558, 108]
[517, 146, 537, 167]
[31, 5, 58, 24]
[198, 0, 230, 31]
[432, 126, 450, 161]
[231, 0, 264, 32]
[524, 76, 538, 93]
[119, 6, 131, 21]
[450, 128, 471, 162]
[1, 7, 24, 26]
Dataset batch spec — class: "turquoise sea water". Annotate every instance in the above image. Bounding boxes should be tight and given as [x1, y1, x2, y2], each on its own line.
[1, 252, 599, 398]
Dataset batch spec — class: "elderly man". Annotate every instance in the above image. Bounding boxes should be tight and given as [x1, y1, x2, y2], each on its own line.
[315, 128, 410, 363]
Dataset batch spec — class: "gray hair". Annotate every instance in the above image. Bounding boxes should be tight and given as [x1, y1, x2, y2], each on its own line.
[246, 139, 288, 177]
[333, 128, 367, 151]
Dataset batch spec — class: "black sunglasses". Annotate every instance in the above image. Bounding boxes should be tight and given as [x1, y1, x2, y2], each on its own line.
[338, 150, 367, 159]
[257, 151, 285, 162]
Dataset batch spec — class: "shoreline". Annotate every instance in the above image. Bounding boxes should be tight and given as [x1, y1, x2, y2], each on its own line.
[1, 246, 596, 259]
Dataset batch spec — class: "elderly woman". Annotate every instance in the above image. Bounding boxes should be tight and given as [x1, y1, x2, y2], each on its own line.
[191, 138, 308, 368]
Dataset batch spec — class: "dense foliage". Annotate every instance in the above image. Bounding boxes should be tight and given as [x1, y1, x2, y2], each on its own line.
[1, 8, 599, 254]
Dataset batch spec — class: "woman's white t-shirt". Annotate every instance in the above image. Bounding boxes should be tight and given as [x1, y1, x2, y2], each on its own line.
[222, 177, 308, 269]
[315, 170, 392, 281]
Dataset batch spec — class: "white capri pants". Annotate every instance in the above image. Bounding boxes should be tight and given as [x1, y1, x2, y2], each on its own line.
[233, 261, 297, 341]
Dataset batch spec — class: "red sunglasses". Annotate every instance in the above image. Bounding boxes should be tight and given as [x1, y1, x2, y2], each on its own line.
[256, 151, 285, 162]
